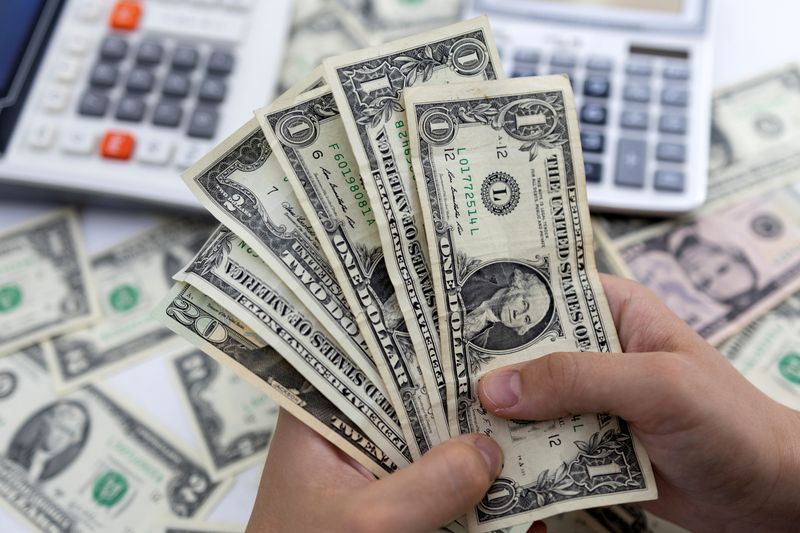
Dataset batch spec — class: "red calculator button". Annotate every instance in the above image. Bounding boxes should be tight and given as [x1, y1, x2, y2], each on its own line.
[100, 131, 135, 160]
[109, 1, 142, 31]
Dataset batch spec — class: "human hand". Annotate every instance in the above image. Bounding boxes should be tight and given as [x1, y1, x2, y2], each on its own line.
[246, 410, 505, 533]
[478, 274, 800, 532]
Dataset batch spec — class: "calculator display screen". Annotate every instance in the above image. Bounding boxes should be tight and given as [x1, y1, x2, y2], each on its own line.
[545, 0, 682, 13]
[0, 0, 48, 99]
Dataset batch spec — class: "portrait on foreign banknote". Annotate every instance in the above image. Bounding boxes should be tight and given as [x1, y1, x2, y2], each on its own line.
[7, 401, 90, 482]
[461, 261, 554, 352]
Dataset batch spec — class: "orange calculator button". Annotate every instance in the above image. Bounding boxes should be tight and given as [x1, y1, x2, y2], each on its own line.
[110, 1, 142, 31]
[100, 131, 136, 160]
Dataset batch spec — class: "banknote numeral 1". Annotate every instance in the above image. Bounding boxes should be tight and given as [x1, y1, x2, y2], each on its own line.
[548, 434, 562, 447]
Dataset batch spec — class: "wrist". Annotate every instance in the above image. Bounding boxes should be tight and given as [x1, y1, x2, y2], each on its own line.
[764, 406, 800, 528]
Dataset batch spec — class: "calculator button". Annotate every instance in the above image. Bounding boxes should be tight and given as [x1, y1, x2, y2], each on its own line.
[137, 41, 164, 65]
[198, 78, 227, 103]
[27, 123, 57, 150]
[512, 67, 537, 78]
[208, 50, 235, 75]
[172, 46, 200, 70]
[584, 161, 603, 183]
[100, 35, 128, 62]
[90, 63, 119, 88]
[580, 104, 607, 125]
[615, 139, 647, 188]
[656, 142, 686, 163]
[586, 57, 613, 71]
[583, 76, 610, 98]
[222, 0, 255, 9]
[175, 142, 207, 169]
[77, 0, 104, 22]
[621, 109, 649, 130]
[115, 96, 146, 122]
[41, 87, 71, 113]
[661, 87, 689, 107]
[550, 53, 577, 68]
[187, 108, 218, 138]
[78, 91, 110, 117]
[663, 65, 690, 81]
[623, 84, 651, 103]
[626, 63, 652, 77]
[53, 59, 81, 83]
[110, 1, 142, 31]
[513, 49, 540, 64]
[136, 138, 174, 165]
[61, 129, 96, 155]
[163, 72, 191, 98]
[126, 68, 155, 93]
[100, 131, 136, 160]
[153, 101, 183, 127]
[580, 131, 604, 154]
[654, 170, 686, 192]
[659, 114, 688, 134]
[65, 35, 91, 56]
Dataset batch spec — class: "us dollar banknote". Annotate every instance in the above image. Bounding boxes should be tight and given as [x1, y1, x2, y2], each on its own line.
[169, 347, 278, 480]
[322, 16, 504, 430]
[174, 228, 413, 468]
[332, 0, 463, 44]
[545, 506, 687, 533]
[156, 282, 402, 477]
[592, 221, 632, 279]
[406, 76, 656, 531]
[721, 290, 800, 410]
[0, 348, 222, 532]
[259, 86, 447, 459]
[157, 521, 242, 533]
[0, 209, 98, 357]
[180, 114, 377, 387]
[617, 182, 800, 345]
[45, 218, 213, 390]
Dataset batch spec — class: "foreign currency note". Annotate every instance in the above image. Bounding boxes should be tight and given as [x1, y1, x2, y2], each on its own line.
[0, 348, 223, 533]
[44, 218, 213, 390]
[0, 209, 98, 357]
[406, 76, 656, 531]
[168, 347, 278, 480]
[174, 227, 412, 469]
[617, 182, 800, 345]
[180, 108, 378, 390]
[322, 16, 504, 430]
[721, 291, 800, 410]
[598, 64, 800, 241]
[259, 86, 446, 459]
[155, 282, 401, 477]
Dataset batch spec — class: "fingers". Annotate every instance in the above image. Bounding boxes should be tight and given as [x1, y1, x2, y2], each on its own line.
[478, 351, 683, 424]
[349, 434, 502, 533]
[598, 274, 706, 353]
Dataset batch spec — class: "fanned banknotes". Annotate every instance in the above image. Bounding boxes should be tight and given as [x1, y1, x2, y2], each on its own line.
[405, 76, 656, 530]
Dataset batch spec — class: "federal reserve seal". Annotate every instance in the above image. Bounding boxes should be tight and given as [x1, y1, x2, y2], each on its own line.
[481, 172, 520, 216]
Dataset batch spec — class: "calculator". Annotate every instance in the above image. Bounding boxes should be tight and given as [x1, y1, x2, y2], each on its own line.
[468, 0, 716, 215]
[0, 0, 291, 209]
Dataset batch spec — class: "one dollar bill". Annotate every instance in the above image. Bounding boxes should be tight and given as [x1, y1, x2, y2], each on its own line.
[406, 76, 656, 531]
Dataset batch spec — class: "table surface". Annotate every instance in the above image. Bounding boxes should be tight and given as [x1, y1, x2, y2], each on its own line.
[2, 2, 800, 529]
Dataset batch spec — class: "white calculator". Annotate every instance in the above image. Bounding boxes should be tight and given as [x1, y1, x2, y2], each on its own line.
[0, 0, 291, 209]
[468, 0, 716, 215]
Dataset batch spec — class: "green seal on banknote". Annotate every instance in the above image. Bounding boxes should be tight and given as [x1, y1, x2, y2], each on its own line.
[109, 284, 139, 313]
[93, 471, 128, 507]
[778, 353, 800, 385]
[0, 284, 22, 313]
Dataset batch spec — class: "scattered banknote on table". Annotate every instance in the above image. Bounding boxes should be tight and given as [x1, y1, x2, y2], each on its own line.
[405, 75, 656, 531]
[44, 218, 214, 390]
[0, 348, 223, 532]
[168, 347, 279, 480]
[157, 521, 242, 533]
[0, 209, 98, 357]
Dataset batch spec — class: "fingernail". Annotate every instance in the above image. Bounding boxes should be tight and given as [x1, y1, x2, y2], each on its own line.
[465, 435, 503, 477]
[482, 370, 521, 410]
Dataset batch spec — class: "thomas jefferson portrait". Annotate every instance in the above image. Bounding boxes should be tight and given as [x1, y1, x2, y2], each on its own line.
[461, 262, 554, 352]
[7, 401, 90, 482]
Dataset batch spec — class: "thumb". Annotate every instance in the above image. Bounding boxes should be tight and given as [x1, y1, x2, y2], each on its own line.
[352, 434, 503, 533]
[478, 351, 676, 424]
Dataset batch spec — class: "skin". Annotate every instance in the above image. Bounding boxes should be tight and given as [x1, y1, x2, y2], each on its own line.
[248, 275, 800, 532]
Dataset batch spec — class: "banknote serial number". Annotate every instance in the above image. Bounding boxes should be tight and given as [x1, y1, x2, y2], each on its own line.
[445, 147, 479, 236]
[315, 145, 375, 226]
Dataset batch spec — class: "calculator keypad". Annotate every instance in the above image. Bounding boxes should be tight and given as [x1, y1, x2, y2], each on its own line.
[508, 47, 692, 195]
